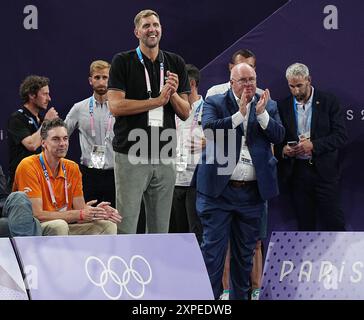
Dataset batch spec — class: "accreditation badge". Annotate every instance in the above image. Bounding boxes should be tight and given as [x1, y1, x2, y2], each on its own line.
[239, 137, 253, 166]
[148, 106, 164, 127]
[176, 147, 188, 172]
[90, 145, 106, 169]
[58, 205, 67, 212]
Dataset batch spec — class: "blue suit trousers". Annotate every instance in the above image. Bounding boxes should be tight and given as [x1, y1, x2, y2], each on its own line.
[197, 183, 263, 300]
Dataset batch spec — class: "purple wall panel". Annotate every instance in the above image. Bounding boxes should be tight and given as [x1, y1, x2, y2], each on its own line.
[261, 232, 364, 300]
[201, 0, 364, 232]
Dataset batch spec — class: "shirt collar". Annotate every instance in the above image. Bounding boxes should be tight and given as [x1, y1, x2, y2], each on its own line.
[191, 96, 203, 110]
[137, 49, 164, 64]
[233, 92, 256, 105]
[92, 95, 107, 108]
[307, 86, 314, 105]
[21, 106, 40, 121]
[40, 152, 65, 179]
[298, 86, 315, 108]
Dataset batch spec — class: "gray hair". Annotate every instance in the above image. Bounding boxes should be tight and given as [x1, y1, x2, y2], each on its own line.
[41, 118, 67, 140]
[285, 63, 310, 79]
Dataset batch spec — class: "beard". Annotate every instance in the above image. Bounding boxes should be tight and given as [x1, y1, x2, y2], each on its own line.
[295, 85, 311, 103]
[295, 93, 306, 102]
[142, 34, 160, 49]
[35, 102, 49, 111]
[93, 86, 108, 96]
[145, 41, 158, 49]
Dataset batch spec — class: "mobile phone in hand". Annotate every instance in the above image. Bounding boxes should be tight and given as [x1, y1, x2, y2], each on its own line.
[287, 141, 298, 147]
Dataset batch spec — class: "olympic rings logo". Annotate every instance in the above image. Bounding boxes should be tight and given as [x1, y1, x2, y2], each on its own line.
[85, 255, 152, 300]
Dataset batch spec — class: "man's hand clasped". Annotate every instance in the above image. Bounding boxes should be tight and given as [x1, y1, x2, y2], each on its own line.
[79, 200, 122, 223]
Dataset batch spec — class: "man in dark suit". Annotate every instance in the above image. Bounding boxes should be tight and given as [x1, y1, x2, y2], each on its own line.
[275, 62, 347, 231]
[193, 63, 285, 300]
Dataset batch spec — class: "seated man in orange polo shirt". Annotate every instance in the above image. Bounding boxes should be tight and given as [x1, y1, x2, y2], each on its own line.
[13, 118, 121, 236]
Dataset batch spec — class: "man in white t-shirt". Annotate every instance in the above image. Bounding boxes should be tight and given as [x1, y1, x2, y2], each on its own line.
[169, 64, 204, 244]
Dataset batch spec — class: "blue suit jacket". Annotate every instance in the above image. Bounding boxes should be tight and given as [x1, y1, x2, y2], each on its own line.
[192, 89, 285, 200]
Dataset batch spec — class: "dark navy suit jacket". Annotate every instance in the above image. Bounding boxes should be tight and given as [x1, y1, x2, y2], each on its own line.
[192, 89, 285, 201]
[275, 89, 348, 182]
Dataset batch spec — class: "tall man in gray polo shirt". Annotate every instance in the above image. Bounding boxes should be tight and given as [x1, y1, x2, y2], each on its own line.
[65, 60, 116, 207]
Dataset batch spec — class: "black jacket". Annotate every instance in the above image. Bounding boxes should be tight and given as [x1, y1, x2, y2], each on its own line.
[275, 89, 348, 182]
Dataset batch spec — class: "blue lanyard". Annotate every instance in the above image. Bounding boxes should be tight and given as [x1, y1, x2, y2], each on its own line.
[89, 97, 96, 137]
[18, 109, 39, 130]
[293, 98, 299, 129]
[39, 153, 68, 209]
[293, 98, 312, 136]
[136, 46, 164, 98]
[89, 96, 94, 114]
[191, 99, 203, 129]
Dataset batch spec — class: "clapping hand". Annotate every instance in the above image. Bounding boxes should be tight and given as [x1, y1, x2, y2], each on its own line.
[256, 89, 270, 115]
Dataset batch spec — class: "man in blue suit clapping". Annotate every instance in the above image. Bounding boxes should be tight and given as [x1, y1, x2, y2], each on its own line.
[193, 63, 285, 300]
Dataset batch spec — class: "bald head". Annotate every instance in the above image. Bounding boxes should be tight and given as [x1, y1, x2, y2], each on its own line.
[231, 63, 255, 79]
[230, 63, 257, 100]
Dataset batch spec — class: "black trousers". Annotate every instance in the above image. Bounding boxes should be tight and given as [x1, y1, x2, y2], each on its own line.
[79, 165, 115, 208]
[170, 186, 203, 244]
[291, 160, 345, 231]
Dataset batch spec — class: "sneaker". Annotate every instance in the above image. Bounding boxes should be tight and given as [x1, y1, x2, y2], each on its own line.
[251, 288, 260, 300]
[219, 290, 230, 300]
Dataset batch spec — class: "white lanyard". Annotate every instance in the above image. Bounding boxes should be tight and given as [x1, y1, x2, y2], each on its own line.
[176, 100, 203, 139]
[39, 153, 68, 210]
[89, 96, 113, 142]
[190, 100, 203, 134]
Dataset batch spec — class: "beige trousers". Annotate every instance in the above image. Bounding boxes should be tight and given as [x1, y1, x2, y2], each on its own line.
[41, 219, 117, 236]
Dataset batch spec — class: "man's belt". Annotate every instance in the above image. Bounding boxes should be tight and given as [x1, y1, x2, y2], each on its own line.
[229, 180, 257, 188]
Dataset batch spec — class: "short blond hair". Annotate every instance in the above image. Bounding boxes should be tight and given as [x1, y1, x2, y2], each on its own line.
[134, 9, 159, 27]
[89, 60, 110, 76]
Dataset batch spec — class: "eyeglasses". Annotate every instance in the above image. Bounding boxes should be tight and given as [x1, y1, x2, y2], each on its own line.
[231, 77, 256, 85]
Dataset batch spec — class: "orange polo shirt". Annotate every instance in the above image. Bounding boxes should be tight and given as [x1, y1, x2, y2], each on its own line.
[13, 152, 83, 211]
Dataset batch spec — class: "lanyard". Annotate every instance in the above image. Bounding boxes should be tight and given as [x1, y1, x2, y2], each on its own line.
[89, 96, 113, 142]
[293, 98, 312, 136]
[136, 47, 164, 98]
[190, 100, 203, 134]
[176, 99, 203, 145]
[18, 109, 39, 130]
[39, 153, 68, 210]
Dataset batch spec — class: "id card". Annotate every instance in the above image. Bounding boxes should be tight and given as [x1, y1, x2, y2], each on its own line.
[58, 205, 67, 212]
[176, 148, 188, 172]
[239, 137, 253, 166]
[90, 145, 106, 169]
[148, 106, 164, 127]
